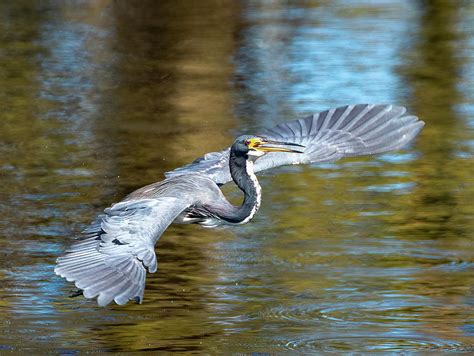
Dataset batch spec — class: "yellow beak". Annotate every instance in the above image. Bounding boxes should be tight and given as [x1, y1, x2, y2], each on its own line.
[249, 138, 305, 153]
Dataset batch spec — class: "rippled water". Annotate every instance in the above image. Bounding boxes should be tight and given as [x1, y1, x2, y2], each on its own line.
[1, 0, 473, 353]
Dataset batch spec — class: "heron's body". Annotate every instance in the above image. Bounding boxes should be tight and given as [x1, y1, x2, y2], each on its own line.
[55, 104, 425, 306]
[126, 174, 231, 226]
[126, 151, 262, 228]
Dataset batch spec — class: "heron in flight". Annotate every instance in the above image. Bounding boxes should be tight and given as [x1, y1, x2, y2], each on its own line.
[55, 104, 424, 306]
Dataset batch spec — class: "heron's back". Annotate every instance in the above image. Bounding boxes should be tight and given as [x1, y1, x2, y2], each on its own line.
[124, 173, 226, 204]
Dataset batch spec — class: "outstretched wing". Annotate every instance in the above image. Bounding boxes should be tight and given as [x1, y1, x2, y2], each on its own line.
[255, 104, 424, 172]
[55, 197, 192, 306]
[165, 104, 424, 185]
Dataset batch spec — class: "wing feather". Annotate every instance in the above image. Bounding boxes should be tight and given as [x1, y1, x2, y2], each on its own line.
[55, 197, 192, 306]
[165, 104, 424, 184]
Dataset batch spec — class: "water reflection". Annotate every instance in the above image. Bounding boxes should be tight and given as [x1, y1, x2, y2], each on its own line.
[398, 0, 473, 240]
[0, 0, 473, 353]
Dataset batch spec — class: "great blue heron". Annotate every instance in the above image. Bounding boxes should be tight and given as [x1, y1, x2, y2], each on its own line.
[55, 104, 424, 306]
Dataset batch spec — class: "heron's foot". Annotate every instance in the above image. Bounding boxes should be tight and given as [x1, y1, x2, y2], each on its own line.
[69, 289, 83, 298]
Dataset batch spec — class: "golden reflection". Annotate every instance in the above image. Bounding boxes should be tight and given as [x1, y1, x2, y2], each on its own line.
[395, 0, 474, 343]
[92, 0, 238, 193]
[66, 0, 239, 351]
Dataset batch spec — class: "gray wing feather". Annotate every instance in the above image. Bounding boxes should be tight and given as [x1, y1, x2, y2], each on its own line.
[255, 104, 424, 172]
[55, 197, 191, 306]
[166, 149, 232, 185]
[165, 104, 424, 184]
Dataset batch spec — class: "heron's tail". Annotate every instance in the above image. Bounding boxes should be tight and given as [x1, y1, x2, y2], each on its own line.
[54, 237, 147, 306]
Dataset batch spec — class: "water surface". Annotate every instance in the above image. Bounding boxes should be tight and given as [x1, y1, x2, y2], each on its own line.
[1, 0, 473, 353]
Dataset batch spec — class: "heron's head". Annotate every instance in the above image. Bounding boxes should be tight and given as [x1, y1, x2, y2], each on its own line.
[231, 135, 305, 159]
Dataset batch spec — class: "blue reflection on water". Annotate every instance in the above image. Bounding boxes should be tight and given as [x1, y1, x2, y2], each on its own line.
[234, 0, 416, 131]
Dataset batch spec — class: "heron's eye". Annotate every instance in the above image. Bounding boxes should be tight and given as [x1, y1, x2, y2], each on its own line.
[244, 139, 251, 146]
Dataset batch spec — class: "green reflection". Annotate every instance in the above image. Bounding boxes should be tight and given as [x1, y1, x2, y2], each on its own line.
[397, 0, 474, 239]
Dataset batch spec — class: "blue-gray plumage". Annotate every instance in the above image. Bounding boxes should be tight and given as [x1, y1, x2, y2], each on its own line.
[55, 104, 424, 306]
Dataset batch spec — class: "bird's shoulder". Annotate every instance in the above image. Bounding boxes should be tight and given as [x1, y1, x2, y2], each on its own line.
[124, 173, 222, 201]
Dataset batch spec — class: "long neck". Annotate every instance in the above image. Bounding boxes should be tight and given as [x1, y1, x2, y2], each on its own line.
[220, 151, 262, 224]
